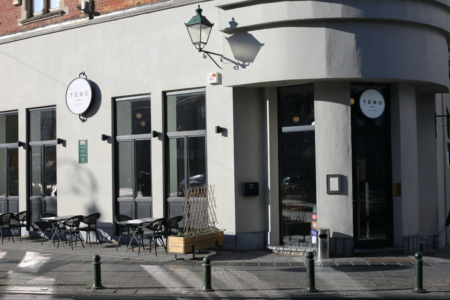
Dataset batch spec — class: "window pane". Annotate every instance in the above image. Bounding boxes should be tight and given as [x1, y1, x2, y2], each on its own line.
[45, 146, 57, 197]
[118, 142, 133, 197]
[30, 108, 56, 142]
[166, 92, 206, 132]
[168, 138, 185, 197]
[279, 85, 314, 127]
[0, 113, 18, 144]
[8, 148, 19, 196]
[31, 147, 42, 196]
[49, 0, 59, 10]
[188, 137, 206, 189]
[0, 149, 5, 196]
[136, 140, 151, 197]
[33, 0, 43, 14]
[116, 99, 151, 136]
[280, 131, 316, 245]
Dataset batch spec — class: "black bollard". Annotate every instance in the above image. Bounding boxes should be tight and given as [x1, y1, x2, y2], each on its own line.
[306, 252, 318, 292]
[92, 255, 104, 289]
[412, 252, 426, 293]
[201, 256, 214, 292]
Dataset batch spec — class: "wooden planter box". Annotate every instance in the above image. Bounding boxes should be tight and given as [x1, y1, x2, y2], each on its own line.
[168, 231, 224, 254]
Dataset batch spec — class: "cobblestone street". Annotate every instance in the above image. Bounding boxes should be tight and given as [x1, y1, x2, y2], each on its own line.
[0, 239, 448, 299]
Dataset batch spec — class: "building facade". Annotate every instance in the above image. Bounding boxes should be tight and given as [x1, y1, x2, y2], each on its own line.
[1, 0, 450, 255]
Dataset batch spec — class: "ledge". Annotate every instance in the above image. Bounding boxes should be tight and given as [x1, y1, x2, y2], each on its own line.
[20, 10, 65, 25]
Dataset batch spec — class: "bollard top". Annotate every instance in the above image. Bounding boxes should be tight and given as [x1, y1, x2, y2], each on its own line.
[415, 252, 423, 260]
[93, 255, 101, 263]
[306, 252, 314, 260]
[203, 256, 211, 264]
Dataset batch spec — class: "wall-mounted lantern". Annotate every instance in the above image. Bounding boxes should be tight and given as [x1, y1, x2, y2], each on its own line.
[185, 5, 223, 69]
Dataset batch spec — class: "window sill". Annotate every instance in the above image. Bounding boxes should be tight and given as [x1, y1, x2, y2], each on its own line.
[20, 10, 64, 25]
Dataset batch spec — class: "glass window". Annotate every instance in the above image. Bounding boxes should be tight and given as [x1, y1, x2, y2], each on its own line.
[49, 0, 59, 10]
[278, 85, 314, 127]
[0, 113, 18, 144]
[116, 99, 151, 136]
[135, 140, 151, 197]
[8, 148, 19, 196]
[118, 142, 133, 197]
[188, 137, 206, 189]
[33, 0, 44, 14]
[31, 147, 42, 197]
[0, 149, 6, 197]
[166, 92, 206, 132]
[168, 138, 185, 197]
[45, 145, 57, 197]
[30, 108, 56, 142]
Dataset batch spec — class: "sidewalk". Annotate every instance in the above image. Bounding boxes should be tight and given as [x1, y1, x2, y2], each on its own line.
[0, 238, 448, 299]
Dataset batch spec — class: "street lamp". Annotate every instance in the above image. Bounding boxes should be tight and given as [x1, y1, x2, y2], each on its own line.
[185, 5, 223, 69]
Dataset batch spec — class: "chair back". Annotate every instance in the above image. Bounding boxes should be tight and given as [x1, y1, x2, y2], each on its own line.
[147, 218, 166, 232]
[82, 213, 101, 225]
[14, 211, 30, 224]
[114, 214, 132, 223]
[0, 213, 14, 225]
[63, 215, 84, 229]
[167, 216, 183, 232]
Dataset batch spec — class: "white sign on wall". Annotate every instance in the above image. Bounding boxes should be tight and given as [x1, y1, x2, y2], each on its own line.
[207, 72, 221, 85]
[65, 78, 93, 115]
[359, 89, 385, 119]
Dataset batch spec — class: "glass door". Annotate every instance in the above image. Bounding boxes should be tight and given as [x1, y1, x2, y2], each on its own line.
[351, 85, 393, 247]
[278, 84, 317, 246]
[165, 89, 207, 224]
[115, 96, 152, 220]
[0, 111, 19, 213]
[28, 107, 57, 230]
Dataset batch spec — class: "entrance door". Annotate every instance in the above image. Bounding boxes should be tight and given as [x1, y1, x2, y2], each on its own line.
[351, 85, 393, 247]
[28, 107, 58, 230]
[115, 96, 152, 219]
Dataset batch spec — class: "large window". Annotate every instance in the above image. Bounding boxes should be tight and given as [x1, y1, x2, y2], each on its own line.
[28, 107, 57, 229]
[165, 89, 207, 221]
[278, 84, 316, 246]
[31, 0, 59, 15]
[115, 96, 152, 219]
[0, 112, 19, 213]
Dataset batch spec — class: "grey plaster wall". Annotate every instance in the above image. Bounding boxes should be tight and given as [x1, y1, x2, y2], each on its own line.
[416, 94, 438, 237]
[218, 0, 449, 92]
[390, 84, 419, 238]
[314, 82, 353, 238]
[232, 87, 268, 249]
[0, 1, 238, 239]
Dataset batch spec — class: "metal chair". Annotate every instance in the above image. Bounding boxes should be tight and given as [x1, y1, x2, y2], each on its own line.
[79, 213, 102, 246]
[114, 215, 135, 251]
[141, 218, 167, 256]
[10, 211, 31, 242]
[0, 213, 15, 244]
[161, 216, 183, 239]
[59, 215, 85, 250]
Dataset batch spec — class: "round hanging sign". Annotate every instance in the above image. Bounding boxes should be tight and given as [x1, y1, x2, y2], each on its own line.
[65, 77, 93, 115]
[359, 89, 385, 119]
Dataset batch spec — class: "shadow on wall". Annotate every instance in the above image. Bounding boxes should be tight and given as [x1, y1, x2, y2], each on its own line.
[60, 160, 113, 242]
[224, 18, 264, 70]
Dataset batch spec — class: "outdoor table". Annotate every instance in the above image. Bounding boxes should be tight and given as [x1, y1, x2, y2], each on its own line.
[117, 218, 156, 251]
[41, 215, 79, 247]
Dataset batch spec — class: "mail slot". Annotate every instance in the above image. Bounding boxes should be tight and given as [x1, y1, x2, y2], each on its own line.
[242, 182, 259, 196]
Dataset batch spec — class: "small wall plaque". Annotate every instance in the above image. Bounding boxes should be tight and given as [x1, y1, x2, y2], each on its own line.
[242, 182, 259, 196]
[327, 174, 342, 195]
[79, 140, 88, 164]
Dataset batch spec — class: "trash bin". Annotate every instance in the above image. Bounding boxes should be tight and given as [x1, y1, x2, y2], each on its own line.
[317, 228, 330, 260]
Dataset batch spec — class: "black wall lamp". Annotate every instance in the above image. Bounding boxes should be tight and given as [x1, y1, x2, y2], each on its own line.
[152, 131, 159, 138]
[185, 5, 223, 69]
[215, 126, 222, 134]
[17, 141, 24, 148]
[57, 138, 63, 145]
[101, 134, 108, 141]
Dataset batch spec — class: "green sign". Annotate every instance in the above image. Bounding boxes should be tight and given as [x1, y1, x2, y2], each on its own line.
[79, 140, 88, 164]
